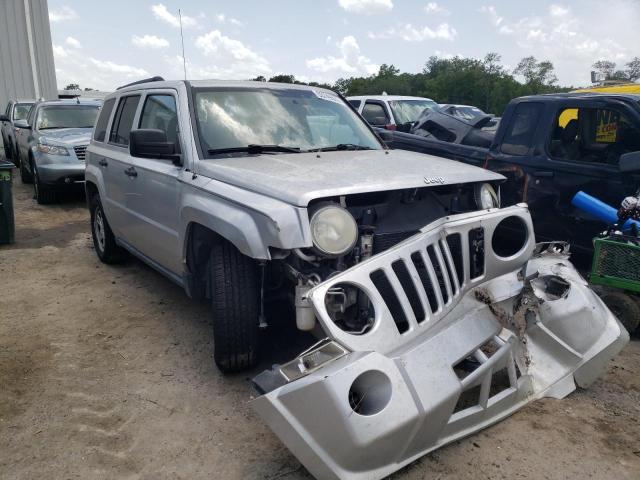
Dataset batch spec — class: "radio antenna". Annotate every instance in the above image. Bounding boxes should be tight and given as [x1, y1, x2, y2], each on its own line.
[179, 9, 187, 80]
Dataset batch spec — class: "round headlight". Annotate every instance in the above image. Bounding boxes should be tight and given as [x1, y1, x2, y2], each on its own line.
[310, 205, 358, 256]
[475, 183, 500, 209]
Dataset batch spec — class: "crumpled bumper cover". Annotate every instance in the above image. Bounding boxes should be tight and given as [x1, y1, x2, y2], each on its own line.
[252, 205, 628, 480]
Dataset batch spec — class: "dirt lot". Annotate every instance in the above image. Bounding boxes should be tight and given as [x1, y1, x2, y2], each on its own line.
[1, 172, 639, 480]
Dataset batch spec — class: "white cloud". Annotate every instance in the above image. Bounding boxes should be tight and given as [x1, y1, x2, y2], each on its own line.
[479, 1, 640, 86]
[306, 36, 379, 76]
[132, 34, 170, 49]
[549, 4, 569, 17]
[49, 6, 78, 22]
[53, 45, 149, 91]
[151, 4, 197, 28]
[424, 2, 449, 15]
[52, 45, 69, 58]
[194, 30, 271, 77]
[216, 13, 244, 27]
[369, 22, 457, 41]
[65, 36, 81, 48]
[88, 58, 148, 77]
[338, 0, 393, 15]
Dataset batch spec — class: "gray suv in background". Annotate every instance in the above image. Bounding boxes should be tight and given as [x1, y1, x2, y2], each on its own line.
[84, 77, 626, 480]
[1, 99, 34, 163]
[14, 99, 101, 203]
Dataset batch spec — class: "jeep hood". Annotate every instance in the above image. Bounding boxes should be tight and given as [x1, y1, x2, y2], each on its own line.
[197, 149, 503, 206]
[39, 127, 92, 145]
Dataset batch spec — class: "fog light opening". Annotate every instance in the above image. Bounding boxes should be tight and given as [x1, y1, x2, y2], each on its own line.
[325, 283, 375, 335]
[492, 216, 529, 258]
[348, 370, 392, 416]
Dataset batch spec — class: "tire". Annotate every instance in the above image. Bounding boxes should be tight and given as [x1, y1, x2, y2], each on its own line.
[210, 240, 260, 373]
[19, 152, 33, 184]
[601, 291, 640, 334]
[32, 162, 57, 204]
[90, 194, 127, 264]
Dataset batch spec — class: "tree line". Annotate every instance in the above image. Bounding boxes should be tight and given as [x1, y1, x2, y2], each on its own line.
[254, 53, 640, 115]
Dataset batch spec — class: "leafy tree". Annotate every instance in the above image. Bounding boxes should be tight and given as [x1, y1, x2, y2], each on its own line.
[64, 83, 80, 90]
[268, 74, 296, 84]
[252, 75, 267, 82]
[625, 57, 640, 82]
[592, 60, 617, 79]
[514, 56, 557, 93]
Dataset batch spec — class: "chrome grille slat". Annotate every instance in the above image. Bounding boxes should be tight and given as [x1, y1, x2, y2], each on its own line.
[432, 243, 453, 302]
[381, 265, 419, 330]
[419, 249, 444, 312]
[440, 239, 460, 294]
[308, 205, 535, 354]
[74, 145, 87, 161]
[403, 256, 432, 323]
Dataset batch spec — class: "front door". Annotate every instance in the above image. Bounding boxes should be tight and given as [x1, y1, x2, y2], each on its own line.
[125, 91, 182, 275]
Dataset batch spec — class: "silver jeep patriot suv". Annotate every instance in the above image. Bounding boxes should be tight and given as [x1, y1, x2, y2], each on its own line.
[86, 78, 627, 480]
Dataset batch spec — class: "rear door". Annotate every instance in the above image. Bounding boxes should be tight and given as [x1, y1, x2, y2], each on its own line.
[103, 94, 142, 240]
[535, 100, 640, 256]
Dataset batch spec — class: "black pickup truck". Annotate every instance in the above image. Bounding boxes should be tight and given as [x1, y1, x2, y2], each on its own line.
[384, 93, 640, 266]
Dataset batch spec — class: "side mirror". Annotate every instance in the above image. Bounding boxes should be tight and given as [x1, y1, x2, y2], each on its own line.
[619, 151, 640, 172]
[130, 129, 181, 165]
[0, 114, 9, 122]
[14, 119, 29, 129]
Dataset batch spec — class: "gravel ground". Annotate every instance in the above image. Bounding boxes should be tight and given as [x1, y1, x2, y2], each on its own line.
[1, 171, 639, 480]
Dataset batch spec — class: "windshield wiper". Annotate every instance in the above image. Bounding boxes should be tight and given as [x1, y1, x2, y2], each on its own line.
[311, 144, 373, 152]
[207, 144, 302, 155]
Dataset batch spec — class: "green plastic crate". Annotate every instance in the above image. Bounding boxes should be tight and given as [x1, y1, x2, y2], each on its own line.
[590, 236, 640, 293]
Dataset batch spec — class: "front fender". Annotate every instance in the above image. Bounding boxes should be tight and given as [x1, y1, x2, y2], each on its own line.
[179, 178, 312, 261]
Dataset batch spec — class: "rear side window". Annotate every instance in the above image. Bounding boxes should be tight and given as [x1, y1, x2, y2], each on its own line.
[93, 98, 116, 142]
[362, 102, 390, 126]
[348, 99, 361, 109]
[500, 103, 543, 155]
[139, 94, 179, 144]
[109, 95, 140, 145]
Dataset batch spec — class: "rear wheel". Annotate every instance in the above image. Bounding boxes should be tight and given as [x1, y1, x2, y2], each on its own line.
[90, 194, 127, 264]
[32, 162, 57, 204]
[601, 290, 640, 334]
[210, 240, 261, 373]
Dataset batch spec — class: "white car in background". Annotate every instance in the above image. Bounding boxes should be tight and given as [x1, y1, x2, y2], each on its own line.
[347, 95, 440, 132]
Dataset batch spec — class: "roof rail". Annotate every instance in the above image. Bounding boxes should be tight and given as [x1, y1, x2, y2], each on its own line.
[116, 76, 165, 90]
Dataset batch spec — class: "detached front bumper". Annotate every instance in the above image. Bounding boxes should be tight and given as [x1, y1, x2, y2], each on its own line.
[252, 205, 628, 480]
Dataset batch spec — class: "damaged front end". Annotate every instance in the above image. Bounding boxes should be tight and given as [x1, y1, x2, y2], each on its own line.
[252, 204, 628, 480]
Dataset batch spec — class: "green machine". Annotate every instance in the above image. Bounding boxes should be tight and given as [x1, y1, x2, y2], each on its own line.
[590, 233, 640, 333]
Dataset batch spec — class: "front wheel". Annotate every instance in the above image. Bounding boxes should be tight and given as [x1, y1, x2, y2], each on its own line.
[601, 290, 640, 334]
[210, 241, 261, 373]
[32, 163, 57, 204]
[90, 194, 127, 264]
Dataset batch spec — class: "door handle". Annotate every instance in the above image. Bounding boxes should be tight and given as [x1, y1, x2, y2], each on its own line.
[98, 158, 108, 167]
[533, 171, 554, 178]
[124, 166, 137, 178]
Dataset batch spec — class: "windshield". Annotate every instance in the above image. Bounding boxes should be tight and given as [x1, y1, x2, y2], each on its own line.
[389, 99, 439, 124]
[454, 106, 485, 120]
[36, 105, 99, 130]
[193, 87, 382, 156]
[13, 103, 33, 121]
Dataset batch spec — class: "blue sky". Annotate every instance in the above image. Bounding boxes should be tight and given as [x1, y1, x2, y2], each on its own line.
[48, 0, 640, 91]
